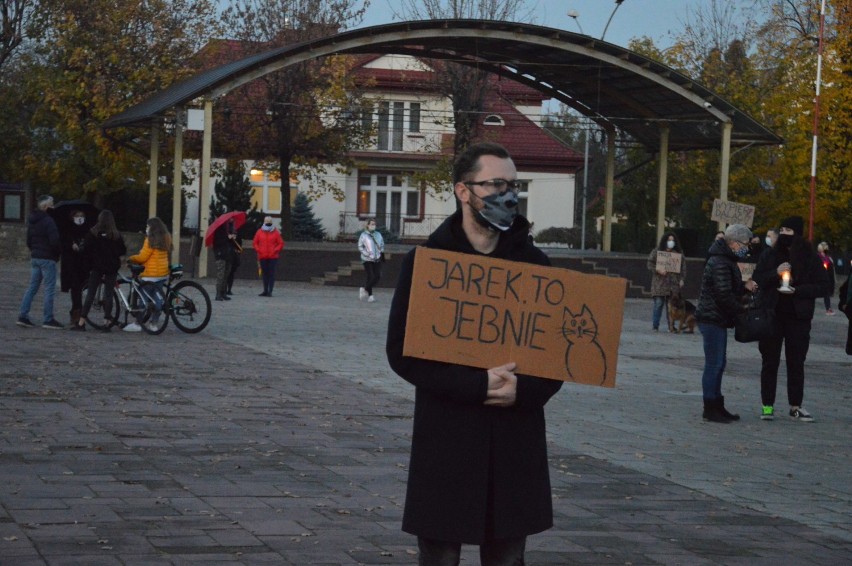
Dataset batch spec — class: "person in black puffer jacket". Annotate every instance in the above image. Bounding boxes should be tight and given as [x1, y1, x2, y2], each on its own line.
[694, 224, 757, 423]
[752, 215, 830, 423]
[17, 195, 64, 329]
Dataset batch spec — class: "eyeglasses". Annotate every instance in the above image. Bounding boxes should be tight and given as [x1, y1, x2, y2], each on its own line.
[464, 179, 522, 196]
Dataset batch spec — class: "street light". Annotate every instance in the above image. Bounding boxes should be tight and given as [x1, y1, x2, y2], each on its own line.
[567, 10, 584, 35]
[601, 0, 626, 41]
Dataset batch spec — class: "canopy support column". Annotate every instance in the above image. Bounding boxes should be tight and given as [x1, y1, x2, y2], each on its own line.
[198, 100, 213, 278]
[148, 124, 159, 218]
[718, 121, 733, 230]
[602, 127, 615, 252]
[171, 109, 185, 265]
[656, 126, 670, 243]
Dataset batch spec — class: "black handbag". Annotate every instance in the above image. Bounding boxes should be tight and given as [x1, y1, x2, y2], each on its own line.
[734, 294, 776, 343]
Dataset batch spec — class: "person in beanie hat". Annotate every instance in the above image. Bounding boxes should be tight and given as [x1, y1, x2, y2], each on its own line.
[752, 215, 831, 422]
[694, 224, 758, 423]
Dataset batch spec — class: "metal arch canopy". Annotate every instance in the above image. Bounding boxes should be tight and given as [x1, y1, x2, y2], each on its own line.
[102, 19, 782, 151]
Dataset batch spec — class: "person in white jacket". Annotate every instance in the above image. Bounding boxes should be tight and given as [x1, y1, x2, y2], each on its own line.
[357, 218, 384, 302]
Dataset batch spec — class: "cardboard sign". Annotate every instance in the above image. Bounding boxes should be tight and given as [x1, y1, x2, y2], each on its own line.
[656, 251, 682, 274]
[403, 247, 627, 387]
[711, 198, 755, 227]
[738, 262, 756, 282]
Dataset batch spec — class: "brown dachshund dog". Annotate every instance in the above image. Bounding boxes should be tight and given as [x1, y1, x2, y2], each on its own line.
[668, 291, 696, 334]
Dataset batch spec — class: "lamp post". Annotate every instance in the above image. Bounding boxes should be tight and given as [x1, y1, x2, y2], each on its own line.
[567, 10, 584, 35]
[807, 0, 826, 242]
[601, 0, 626, 41]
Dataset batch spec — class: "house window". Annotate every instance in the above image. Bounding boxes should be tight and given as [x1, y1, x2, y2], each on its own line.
[375, 101, 421, 151]
[409, 103, 421, 133]
[358, 171, 421, 235]
[249, 169, 295, 213]
[484, 114, 504, 126]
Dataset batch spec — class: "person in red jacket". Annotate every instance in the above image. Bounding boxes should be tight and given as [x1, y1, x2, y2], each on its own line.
[252, 215, 285, 297]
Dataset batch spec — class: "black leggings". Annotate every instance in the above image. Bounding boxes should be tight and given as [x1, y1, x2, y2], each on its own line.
[81, 270, 117, 321]
[363, 261, 381, 295]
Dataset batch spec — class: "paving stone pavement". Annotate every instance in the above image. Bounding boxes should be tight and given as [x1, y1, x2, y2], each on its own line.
[1, 260, 850, 565]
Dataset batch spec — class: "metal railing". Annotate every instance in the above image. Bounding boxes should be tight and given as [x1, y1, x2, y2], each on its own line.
[338, 212, 449, 242]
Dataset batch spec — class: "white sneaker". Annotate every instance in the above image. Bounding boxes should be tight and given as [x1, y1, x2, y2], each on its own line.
[123, 322, 142, 332]
[145, 322, 160, 332]
[359, 288, 368, 301]
[367, 295, 376, 303]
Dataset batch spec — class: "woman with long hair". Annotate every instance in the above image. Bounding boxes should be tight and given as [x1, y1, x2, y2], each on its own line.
[75, 210, 126, 330]
[647, 231, 686, 331]
[125, 217, 172, 332]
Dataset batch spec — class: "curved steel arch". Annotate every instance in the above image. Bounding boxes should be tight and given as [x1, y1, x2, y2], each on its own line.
[103, 19, 781, 152]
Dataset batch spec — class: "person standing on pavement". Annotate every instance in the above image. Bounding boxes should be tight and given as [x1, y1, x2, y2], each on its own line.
[212, 218, 238, 301]
[358, 217, 383, 303]
[253, 215, 284, 297]
[816, 242, 836, 315]
[647, 232, 686, 332]
[17, 195, 64, 329]
[74, 210, 126, 331]
[59, 208, 92, 327]
[126, 217, 171, 332]
[226, 231, 243, 297]
[839, 269, 852, 355]
[386, 142, 563, 564]
[752, 216, 830, 422]
[694, 224, 757, 423]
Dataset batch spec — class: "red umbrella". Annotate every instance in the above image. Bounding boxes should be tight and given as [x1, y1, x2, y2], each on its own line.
[204, 210, 246, 247]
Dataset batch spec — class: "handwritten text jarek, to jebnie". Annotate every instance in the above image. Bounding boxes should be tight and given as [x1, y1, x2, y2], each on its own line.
[425, 257, 573, 350]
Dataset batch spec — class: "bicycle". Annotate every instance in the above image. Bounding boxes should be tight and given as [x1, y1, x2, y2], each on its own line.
[85, 263, 212, 335]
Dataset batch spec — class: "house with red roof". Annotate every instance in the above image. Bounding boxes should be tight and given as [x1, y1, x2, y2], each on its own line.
[183, 45, 583, 240]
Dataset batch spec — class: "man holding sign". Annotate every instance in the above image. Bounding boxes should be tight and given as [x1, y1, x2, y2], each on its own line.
[387, 143, 563, 564]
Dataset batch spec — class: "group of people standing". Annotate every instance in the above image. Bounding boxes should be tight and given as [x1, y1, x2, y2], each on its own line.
[211, 214, 285, 300]
[16, 193, 173, 333]
[690, 216, 836, 424]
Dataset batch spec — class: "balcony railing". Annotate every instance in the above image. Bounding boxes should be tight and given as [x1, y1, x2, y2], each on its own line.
[338, 212, 449, 242]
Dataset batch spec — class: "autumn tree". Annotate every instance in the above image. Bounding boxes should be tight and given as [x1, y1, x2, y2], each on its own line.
[0, 0, 35, 73]
[219, 0, 373, 239]
[12, 0, 218, 207]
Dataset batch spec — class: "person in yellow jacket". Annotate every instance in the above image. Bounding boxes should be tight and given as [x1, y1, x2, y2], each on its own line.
[126, 217, 171, 332]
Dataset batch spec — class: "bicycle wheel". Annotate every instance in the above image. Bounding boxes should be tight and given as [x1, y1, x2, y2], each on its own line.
[169, 280, 212, 333]
[84, 280, 121, 331]
[141, 304, 169, 335]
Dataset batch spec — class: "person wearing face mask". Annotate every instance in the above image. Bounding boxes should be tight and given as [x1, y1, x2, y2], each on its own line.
[694, 224, 758, 423]
[59, 209, 93, 327]
[252, 216, 284, 297]
[752, 216, 831, 422]
[765, 229, 778, 249]
[357, 218, 384, 303]
[647, 232, 687, 332]
[386, 143, 563, 564]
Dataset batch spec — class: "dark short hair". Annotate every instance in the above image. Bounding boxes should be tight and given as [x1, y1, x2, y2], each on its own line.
[452, 142, 511, 184]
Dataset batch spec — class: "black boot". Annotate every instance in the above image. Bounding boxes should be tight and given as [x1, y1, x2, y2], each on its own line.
[717, 396, 740, 421]
[703, 399, 733, 423]
[215, 294, 225, 301]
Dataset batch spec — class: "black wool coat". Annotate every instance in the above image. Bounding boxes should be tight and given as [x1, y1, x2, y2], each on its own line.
[386, 211, 563, 544]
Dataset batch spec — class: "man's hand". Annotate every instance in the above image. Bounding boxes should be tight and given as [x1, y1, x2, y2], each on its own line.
[776, 262, 791, 275]
[484, 362, 518, 407]
[745, 280, 758, 292]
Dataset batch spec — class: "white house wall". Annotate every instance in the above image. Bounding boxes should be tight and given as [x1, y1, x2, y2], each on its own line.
[522, 171, 575, 232]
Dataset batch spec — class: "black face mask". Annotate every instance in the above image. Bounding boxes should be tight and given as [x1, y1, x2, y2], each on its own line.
[777, 234, 794, 249]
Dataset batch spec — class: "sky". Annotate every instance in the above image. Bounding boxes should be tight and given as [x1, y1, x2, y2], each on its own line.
[358, 0, 757, 49]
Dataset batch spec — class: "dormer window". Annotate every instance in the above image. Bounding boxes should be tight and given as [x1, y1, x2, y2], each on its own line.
[483, 114, 504, 126]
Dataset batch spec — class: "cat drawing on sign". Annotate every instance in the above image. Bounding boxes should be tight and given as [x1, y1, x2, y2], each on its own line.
[561, 305, 607, 385]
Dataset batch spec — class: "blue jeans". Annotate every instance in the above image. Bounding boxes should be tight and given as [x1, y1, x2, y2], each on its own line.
[698, 322, 727, 400]
[19, 258, 57, 324]
[141, 279, 166, 323]
[652, 296, 669, 330]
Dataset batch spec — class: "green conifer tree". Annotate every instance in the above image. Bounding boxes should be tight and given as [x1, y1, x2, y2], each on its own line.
[210, 161, 262, 237]
[290, 192, 326, 241]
